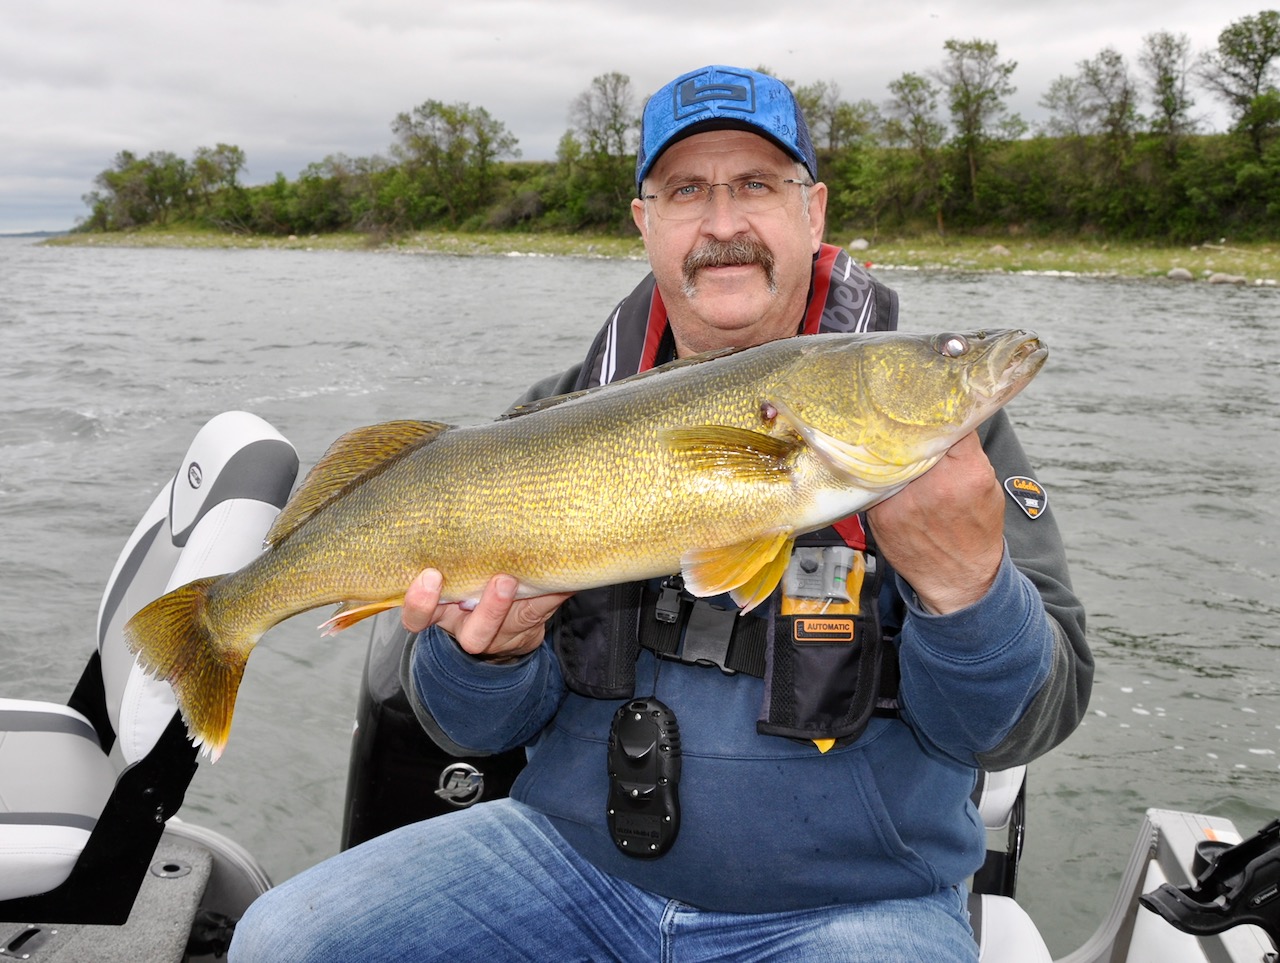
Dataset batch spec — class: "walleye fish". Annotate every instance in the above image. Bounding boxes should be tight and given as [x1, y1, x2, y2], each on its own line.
[126, 329, 1046, 759]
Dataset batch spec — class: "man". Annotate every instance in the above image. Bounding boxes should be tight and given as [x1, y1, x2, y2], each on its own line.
[230, 65, 1090, 963]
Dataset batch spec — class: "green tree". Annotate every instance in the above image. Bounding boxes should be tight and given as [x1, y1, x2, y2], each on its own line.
[191, 144, 246, 210]
[567, 71, 638, 227]
[141, 151, 190, 225]
[390, 100, 520, 226]
[794, 80, 881, 153]
[883, 72, 950, 231]
[80, 149, 191, 229]
[933, 38, 1018, 210]
[1141, 31, 1198, 157]
[1077, 48, 1143, 142]
[1197, 10, 1280, 156]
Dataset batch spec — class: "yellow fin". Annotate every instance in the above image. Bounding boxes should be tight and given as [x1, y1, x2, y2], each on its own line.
[661, 425, 800, 482]
[729, 534, 796, 613]
[266, 420, 451, 547]
[124, 575, 248, 763]
[813, 738, 836, 753]
[681, 529, 793, 607]
[319, 597, 405, 636]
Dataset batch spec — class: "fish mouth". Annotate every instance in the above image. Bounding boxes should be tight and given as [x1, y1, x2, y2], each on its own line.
[975, 330, 1047, 400]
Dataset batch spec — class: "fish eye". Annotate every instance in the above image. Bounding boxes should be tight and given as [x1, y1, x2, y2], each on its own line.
[938, 334, 969, 358]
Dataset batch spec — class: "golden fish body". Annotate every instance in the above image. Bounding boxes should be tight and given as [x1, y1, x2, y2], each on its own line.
[126, 329, 1046, 758]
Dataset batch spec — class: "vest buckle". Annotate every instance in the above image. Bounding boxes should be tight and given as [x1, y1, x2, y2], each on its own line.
[673, 601, 738, 675]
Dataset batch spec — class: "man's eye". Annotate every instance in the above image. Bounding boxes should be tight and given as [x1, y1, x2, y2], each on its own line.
[738, 180, 771, 194]
[671, 184, 704, 199]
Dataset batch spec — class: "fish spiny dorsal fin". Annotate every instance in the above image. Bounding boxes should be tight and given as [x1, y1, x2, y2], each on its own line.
[265, 420, 451, 547]
[501, 389, 593, 419]
[501, 346, 744, 420]
[661, 425, 801, 482]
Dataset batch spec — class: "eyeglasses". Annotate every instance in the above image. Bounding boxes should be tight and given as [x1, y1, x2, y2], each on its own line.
[640, 174, 806, 221]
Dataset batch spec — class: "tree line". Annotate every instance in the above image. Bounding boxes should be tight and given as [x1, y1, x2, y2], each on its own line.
[80, 11, 1280, 243]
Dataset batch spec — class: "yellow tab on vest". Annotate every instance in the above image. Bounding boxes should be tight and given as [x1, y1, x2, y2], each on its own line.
[813, 738, 836, 753]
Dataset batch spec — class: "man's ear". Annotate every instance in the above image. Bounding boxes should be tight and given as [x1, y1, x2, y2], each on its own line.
[631, 197, 648, 241]
[808, 182, 828, 252]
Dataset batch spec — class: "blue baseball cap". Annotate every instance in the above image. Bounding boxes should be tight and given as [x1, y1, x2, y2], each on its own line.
[635, 65, 818, 193]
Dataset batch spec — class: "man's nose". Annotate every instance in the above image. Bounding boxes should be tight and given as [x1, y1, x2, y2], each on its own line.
[699, 184, 749, 235]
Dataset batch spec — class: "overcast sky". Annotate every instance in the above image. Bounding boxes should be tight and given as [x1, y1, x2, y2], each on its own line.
[1, 0, 1271, 233]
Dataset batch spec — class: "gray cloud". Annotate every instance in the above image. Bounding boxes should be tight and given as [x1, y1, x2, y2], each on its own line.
[0, 0, 1263, 232]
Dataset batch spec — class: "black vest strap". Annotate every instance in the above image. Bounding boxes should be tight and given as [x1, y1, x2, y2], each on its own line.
[638, 582, 768, 676]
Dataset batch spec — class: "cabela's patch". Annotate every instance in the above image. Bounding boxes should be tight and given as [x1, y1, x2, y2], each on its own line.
[1004, 476, 1047, 519]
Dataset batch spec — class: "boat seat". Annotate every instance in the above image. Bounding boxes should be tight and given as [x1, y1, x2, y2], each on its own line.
[968, 764, 1052, 961]
[971, 891, 1053, 962]
[0, 411, 297, 924]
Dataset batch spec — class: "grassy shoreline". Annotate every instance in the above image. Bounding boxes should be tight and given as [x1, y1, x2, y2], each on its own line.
[44, 227, 1280, 284]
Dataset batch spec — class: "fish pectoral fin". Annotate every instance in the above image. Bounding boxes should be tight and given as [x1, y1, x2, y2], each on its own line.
[267, 420, 452, 547]
[320, 597, 406, 636]
[681, 529, 795, 613]
[661, 425, 800, 482]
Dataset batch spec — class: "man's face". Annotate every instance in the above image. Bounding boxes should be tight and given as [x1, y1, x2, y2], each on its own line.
[631, 129, 827, 357]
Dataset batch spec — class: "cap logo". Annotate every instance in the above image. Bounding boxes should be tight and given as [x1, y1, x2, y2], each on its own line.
[675, 70, 755, 119]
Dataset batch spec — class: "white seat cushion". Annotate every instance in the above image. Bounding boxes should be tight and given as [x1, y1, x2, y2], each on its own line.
[972, 893, 1052, 963]
[974, 765, 1026, 831]
[0, 700, 117, 900]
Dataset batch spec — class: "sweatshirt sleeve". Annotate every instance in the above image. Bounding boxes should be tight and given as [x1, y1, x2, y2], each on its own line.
[895, 410, 1092, 770]
[405, 627, 566, 755]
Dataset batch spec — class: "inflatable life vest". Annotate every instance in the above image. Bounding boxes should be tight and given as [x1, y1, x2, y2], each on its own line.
[551, 245, 903, 745]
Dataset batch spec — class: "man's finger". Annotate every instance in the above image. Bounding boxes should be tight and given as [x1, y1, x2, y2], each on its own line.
[452, 575, 519, 654]
[402, 568, 444, 633]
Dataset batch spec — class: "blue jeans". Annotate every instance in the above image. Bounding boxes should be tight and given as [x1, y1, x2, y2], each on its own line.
[230, 798, 977, 963]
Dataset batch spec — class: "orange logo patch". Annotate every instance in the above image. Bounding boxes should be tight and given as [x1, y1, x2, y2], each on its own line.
[794, 618, 856, 643]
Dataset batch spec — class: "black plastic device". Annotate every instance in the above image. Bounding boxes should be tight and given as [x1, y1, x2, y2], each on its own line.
[607, 697, 682, 858]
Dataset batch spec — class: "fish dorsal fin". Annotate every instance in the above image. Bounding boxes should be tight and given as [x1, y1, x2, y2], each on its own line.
[502, 389, 593, 419]
[501, 346, 743, 420]
[265, 420, 451, 547]
[681, 528, 795, 613]
[661, 425, 801, 482]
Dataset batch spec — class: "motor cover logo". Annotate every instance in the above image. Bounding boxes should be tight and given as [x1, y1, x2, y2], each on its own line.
[435, 762, 485, 807]
[1004, 475, 1047, 519]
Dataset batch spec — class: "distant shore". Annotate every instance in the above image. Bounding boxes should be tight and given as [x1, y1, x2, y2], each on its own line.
[42, 227, 1280, 285]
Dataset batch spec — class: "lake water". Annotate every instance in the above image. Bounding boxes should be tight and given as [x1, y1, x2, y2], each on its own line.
[1, 236, 1276, 957]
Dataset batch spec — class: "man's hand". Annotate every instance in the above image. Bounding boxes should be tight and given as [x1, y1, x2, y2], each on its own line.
[866, 431, 1006, 615]
[402, 569, 572, 661]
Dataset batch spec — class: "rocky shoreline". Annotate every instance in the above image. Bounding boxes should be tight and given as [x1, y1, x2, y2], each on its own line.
[38, 229, 1280, 286]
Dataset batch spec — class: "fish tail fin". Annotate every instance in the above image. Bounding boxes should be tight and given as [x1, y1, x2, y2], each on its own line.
[124, 575, 253, 762]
